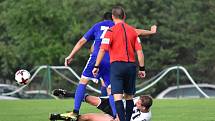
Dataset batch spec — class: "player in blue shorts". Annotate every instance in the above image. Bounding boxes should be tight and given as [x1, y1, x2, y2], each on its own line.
[64, 12, 116, 120]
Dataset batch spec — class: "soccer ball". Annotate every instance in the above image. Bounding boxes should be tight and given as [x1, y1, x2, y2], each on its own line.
[15, 69, 31, 85]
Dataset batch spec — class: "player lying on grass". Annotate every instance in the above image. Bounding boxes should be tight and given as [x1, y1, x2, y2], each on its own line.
[51, 89, 153, 121]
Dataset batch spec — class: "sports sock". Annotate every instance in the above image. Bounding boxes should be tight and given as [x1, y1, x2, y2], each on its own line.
[100, 86, 107, 96]
[115, 100, 125, 121]
[83, 93, 89, 102]
[109, 95, 117, 118]
[125, 99, 134, 121]
[73, 84, 86, 114]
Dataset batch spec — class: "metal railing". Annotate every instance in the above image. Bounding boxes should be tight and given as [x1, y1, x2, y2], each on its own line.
[3, 65, 210, 98]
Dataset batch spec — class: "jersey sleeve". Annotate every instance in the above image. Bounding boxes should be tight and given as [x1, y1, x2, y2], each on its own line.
[83, 25, 96, 42]
[135, 37, 142, 51]
[100, 29, 112, 51]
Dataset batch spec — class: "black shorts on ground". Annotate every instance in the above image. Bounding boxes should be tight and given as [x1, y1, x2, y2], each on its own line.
[97, 97, 113, 116]
[110, 61, 137, 95]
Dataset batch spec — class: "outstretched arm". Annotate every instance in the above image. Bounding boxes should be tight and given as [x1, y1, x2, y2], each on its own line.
[135, 25, 157, 36]
[65, 37, 87, 66]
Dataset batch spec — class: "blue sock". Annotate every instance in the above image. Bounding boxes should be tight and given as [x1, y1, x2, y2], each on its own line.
[126, 100, 134, 121]
[115, 100, 125, 121]
[100, 86, 107, 96]
[109, 95, 117, 118]
[73, 84, 86, 114]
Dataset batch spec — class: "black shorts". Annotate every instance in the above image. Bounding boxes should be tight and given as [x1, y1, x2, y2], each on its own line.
[110, 62, 137, 95]
[97, 97, 113, 116]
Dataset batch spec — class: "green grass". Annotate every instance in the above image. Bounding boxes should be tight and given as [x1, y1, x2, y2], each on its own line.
[0, 99, 215, 121]
[152, 99, 215, 121]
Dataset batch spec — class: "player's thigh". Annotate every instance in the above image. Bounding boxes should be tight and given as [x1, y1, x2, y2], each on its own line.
[99, 61, 110, 87]
[101, 72, 110, 88]
[78, 113, 113, 121]
[110, 62, 124, 94]
[124, 63, 136, 95]
[81, 56, 99, 83]
[82, 56, 96, 76]
[110, 79, 123, 95]
[85, 96, 101, 106]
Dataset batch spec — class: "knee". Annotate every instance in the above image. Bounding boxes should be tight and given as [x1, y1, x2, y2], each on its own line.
[114, 94, 123, 101]
[106, 88, 111, 95]
[124, 94, 133, 100]
[80, 78, 89, 84]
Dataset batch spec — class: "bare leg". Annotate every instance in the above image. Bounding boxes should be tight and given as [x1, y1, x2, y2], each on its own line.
[85, 95, 101, 107]
[78, 113, 113, 121]
[124, 93, 133, 100]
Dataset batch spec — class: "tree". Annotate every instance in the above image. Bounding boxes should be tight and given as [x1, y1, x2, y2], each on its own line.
[0, 0, 215, 95]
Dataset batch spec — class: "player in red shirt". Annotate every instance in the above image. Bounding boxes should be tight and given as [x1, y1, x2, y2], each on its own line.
[93, 6, 145, 121]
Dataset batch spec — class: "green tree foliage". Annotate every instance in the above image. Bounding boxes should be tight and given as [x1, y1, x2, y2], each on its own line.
[0, 0, 214, 93]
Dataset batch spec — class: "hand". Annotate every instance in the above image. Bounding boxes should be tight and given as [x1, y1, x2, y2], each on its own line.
[64, 56, 73, 66]
[138, 71, 146, 79]
[150, 25, 157, 34]
[92, 68, 99, 77]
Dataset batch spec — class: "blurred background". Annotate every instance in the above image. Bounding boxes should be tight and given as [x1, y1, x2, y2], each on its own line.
[0, 0, 215, 100]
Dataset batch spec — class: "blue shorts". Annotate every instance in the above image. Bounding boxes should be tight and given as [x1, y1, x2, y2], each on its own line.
[82, 55, 110, 87]
[110, 61, 137, 95]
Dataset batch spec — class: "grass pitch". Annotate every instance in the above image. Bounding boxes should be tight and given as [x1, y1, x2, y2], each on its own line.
[0, 99, 215, 121]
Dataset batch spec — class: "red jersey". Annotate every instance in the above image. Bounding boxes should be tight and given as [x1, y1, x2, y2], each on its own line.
[101, 22, 142, 63]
